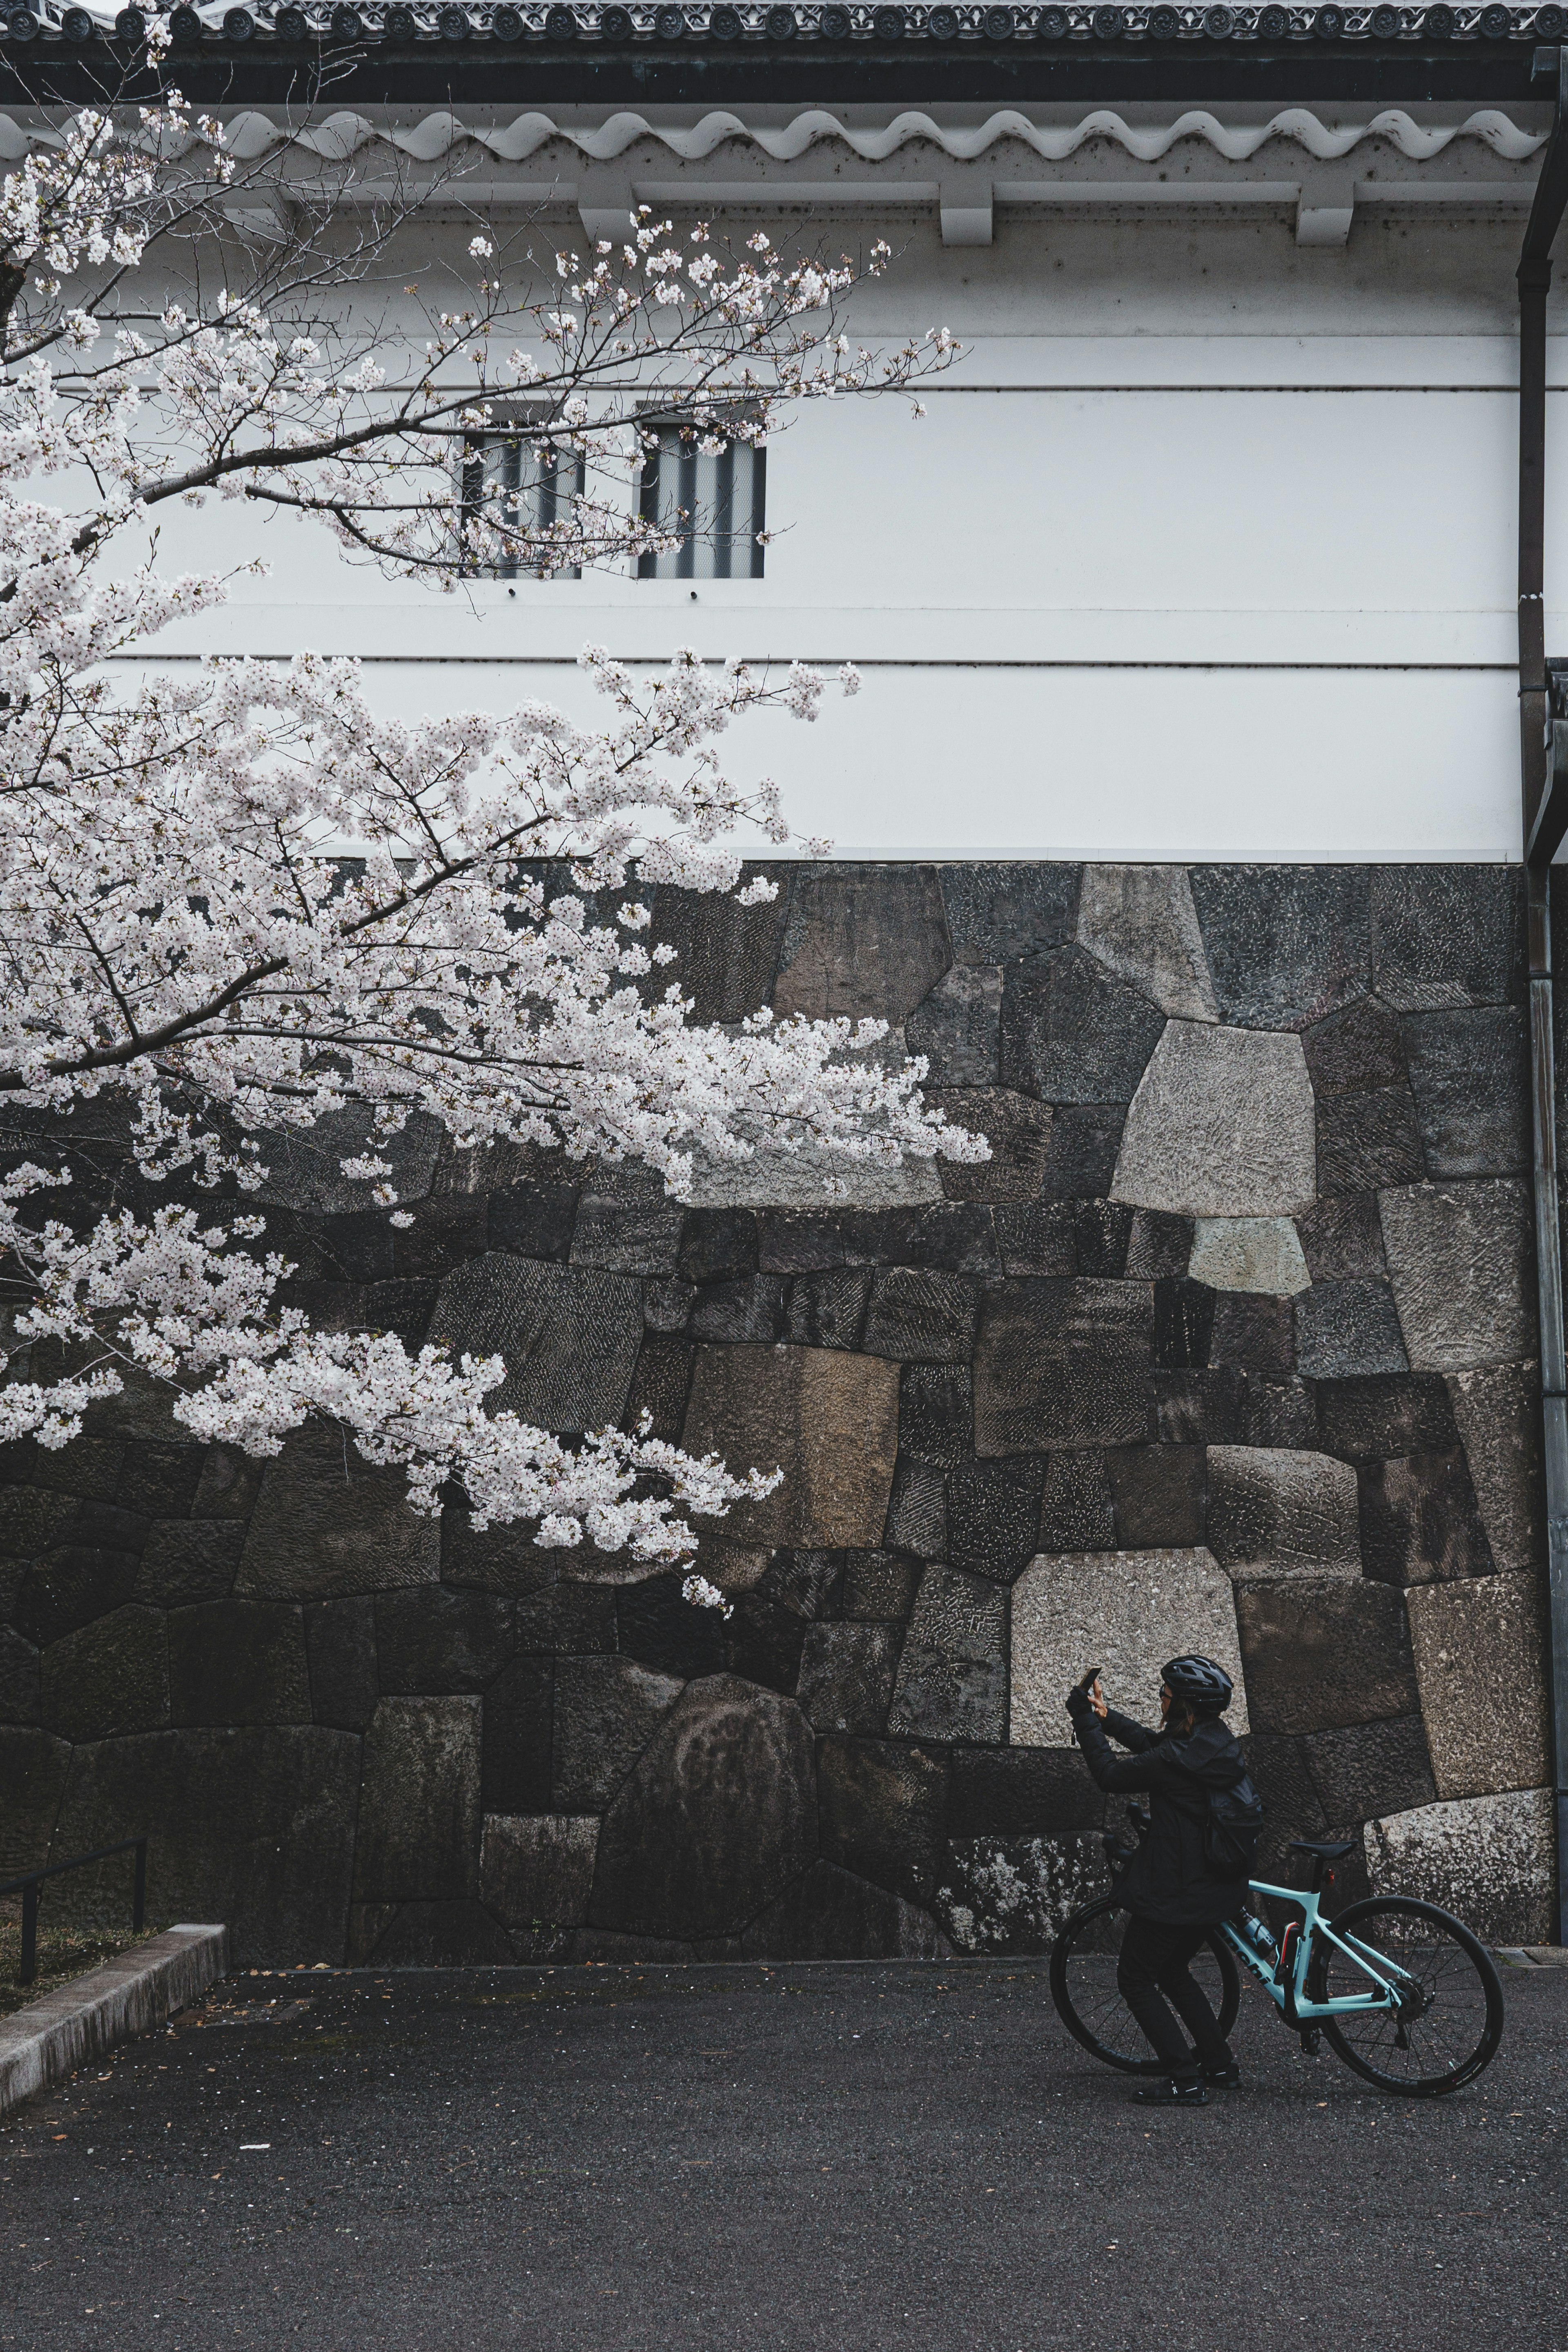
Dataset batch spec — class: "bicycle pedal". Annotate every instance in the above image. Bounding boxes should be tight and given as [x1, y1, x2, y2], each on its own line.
[1394, 2023, 1411, 2051]
[1298, 2027, 1321, 2055]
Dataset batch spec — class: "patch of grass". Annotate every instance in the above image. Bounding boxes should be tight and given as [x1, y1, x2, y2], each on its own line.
[0, 1916, 166, 2020]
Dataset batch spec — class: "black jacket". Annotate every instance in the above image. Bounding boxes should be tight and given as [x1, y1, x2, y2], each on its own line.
[1068, 1695, 1251, 1927]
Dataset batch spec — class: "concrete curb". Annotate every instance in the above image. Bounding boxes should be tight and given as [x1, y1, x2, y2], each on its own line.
[0, 1925, 228, 2118]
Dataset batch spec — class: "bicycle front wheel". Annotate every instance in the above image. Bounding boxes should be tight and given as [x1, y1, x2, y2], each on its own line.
[1309, 1897, 1505, 2096]
[1049, 1895, 1241, 2075]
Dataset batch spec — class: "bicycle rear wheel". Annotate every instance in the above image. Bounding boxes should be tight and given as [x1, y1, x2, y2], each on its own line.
[1308, 1897, 1504, 2096]
[1049, 1895, 1241, 2075]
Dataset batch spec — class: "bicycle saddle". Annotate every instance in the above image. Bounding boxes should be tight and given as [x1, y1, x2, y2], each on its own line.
[1287, 1837, 1357, 1861]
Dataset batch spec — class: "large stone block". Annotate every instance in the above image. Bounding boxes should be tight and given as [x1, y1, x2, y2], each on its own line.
[480, 1813, 599, 1930]
[1000, 948, 1167, 1107]
[948, 1458, 1047, 1578]
[237, 1425, 441, 1602]
[973, 1278, 1152, 1454]
[898, 1363, 973, 1467]
[1356, 1453, 1493, 1587]
[1010, 1547, 1247, 1746]
[304, 1597, 379, 1731]
[481, 1653, 553, 1815]
[373, 1589, 514, 1693]
[1111, 1021, 1316, 1218]
[785, 1267, 873, 1353]
[0, 1483, 81, 1560]
[1189, 865, 1371, 1031]
[1106, 1445, 1205, 1549]
[590, 1674, 817, 1939]
[1315, 1087, 1424, 1195]
[1209, 1295, 1296, 1376]
[51, 1726, 359, 1964]
[251, 1107, 443, 1217]
[1038, 1449, 1117, 1551]
[1187, 1219, 1309, 1297]
[1038, 1106, 1126, 1201]
[925, 1088, 1052, 1205]
[1294, 1282, 1410, 1380]
[938, 863, 1081, 965]
[817, 1734, 949, 1902]
[862, 1268, 982, 1364]
[947, 1744, 1107, 1837]
[488, 1181, 581, 1264]
[1402, 1008, 1529, 1179]
[551, 1655, 682, 1812]
[0, 1725, 69, 1875]
[425, 1254, 642, 1431]
[1235, 1576, 1419, 1734]
[569, 1195, 686, 1277]
[168, 1601, 311, 1727]
[906, 964, 1002, 1087]
[1303, 997, 1407, 1098]
[1316, 1373, 1460, 1462]
[1301, 1716, 1436, 1825]
[682, 1345, 899, 1548]
[1379, 1180, 1534, 1373]
[1076, 864, 1218, 1023]
[648, 868, 791, 1023]
[738, 1860, 950, 1961]
[39, 1605, 169, 1741]
[797, 1621, 901, 1734]
[0, 1625, 39, 1724]
[883, 1460, 948, 1559]
[1405, 1572, 1550, 1799]
[13, 1505, 147, 1646]
[1444, 1361, 1544, 1573]
[773, 865, 951, 1022]
[935, 1835, 1111, 1954]
[1369, 866, 1525, 1013]
[353, 1695, 482, 1905]
[1295, 1195, 1386, 1281]
[135, 1521, 247, 1608]
[1364, 1786, 1552, 1945]
[886, 1567, 1007, 1742]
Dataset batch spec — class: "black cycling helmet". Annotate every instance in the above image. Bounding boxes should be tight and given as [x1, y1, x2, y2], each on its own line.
[1162, 1654, 1234, 1715]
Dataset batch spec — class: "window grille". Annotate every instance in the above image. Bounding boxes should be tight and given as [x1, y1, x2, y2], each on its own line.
[637, 422, 766, 581]
[458, 421, 586, 579]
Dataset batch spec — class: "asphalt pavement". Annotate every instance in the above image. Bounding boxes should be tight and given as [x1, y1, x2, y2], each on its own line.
[0, 1957, 1563, 2352]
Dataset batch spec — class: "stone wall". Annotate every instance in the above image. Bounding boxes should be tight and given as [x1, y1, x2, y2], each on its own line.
[0, 862, 1556, 1962]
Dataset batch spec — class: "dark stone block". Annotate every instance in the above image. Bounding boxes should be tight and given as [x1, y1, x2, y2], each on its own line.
[1316, 1086, 1424, 1194]
[621, 1337, 694, 1441]
[947, 1746, 1106, 1838]
[883, 1461, 948, 1559]
[994, 1202, 1077, 1276]
[570, 1196, 686, 1277]
[15, 1527, 144, 1648]
[1303, 997, 1407, 1097]
[316, 1211, 395, 1282]
[169, 1601, 310, 1727]
[192, 1447, 266, 1521]
[757, 1211, 847, 1273]
[134, 1521, 247, 1608]
[114, 1444, 205, 1521]
[1189, 865, 1371, 1030]
[688, 1275, 789, 1343]
[773, 865, 951, 1022]
[1209, 1295, 1295, 1376]
[237, 1425, 440, 1601]
[374, 1589, 514, 1693]
[642, 1277, 694, 1334]
[974, 1278, 1153, 1453]
[354, 1694, 482, 1904]
[553, 1654, 682, 1810]
[887, 1567, 1006, 1740]
[760, 1550, 844, 1621]
[1402, 1008, 1530, 1179]
[1153, 1279, 1215, 1370]
[948, 1458, 1047, 1579]
[885, 1206, 1001, 1275]
[426, 1255, 642, 1434]
[1356, 1451, 1494, 1586]
[1303, 1716, 1437, 1824]
[738, 1860, 949, 1961]
[481, 1654, 553, 1814]
[925, 1087, 1051, 1204]
[0, 1484, 78, 1558]
[1295, 1281, 1410, 1379]
[1038, 1449, 1117, 1549]
[1125, 1209, 1195, 1279]
[786, 1267, 872, 1351]
[0, 1625, 40, 1725]
[1000, 947, 1166, 1104]
[618, 1574, 728, 1679]
[843, 1552, 921, 1620]
[513, 1580, 616, 1654]
[51, 1727, 359, 1965]
[899, 1365, 974, 1468]
[818, 1734, 949, 1902]
[1236, 1576, 1420, 1734]
[1038, 1106, 1125, 1199]
[1296, 1195, 1386, 1280]
[1317, 1373, 1460, 1462]
[389, 1194, 490, 1280]
[648, 868, 791, 1023]
[590, 1674, 817, 1939]
[1107, 1445, 1205, 1548]
[863, 1268, 982, 1364]
[797, 1621, 901, 1734]
[679, 1208, 760, 1285]
[363, 1899, 516, 1967]
[305, 1598, 379, 1731]
[0, 1724, 70, 1875]
[1074, 1201, 1135, 1279]
[1155, 1370, 1316, 1449]
[363, 1280, 438, 1351]
[1370, 866, 1525, 1011]
[939, 863, 1081, 965]
[1245, 1732, 1330, 1873]
[1234, 1377, 1319, 1448]
[31, 1440, 125, 1504]
[906, 965, 1002, 1087]
[723, 1591, 809, 1694]
[488, 1182, 581, 1262]
[439, 1512, 556, 1599]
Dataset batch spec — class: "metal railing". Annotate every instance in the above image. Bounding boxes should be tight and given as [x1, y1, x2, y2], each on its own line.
[0, 1837, 147, 1987]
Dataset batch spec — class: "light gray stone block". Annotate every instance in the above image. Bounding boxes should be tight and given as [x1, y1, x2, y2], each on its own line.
[1188, 1218, 1310, 1297]
[682, 1345, 900, 1549]
[1406, 1572, 1550, 1800]
[237, 1424, 441, 1601]
[480, 1813, 599, 1929]
[1364, 1786, 1553, 1945]
[1444, 1362, 1544, 1573]
[1111, 1021, 1316, 1219]
[682, 1139, 943, 1210]
[886, 1568, 1007, 1743]
[906, 964, 1003, 1087]
[1010, 1548, 1248, 1747]
[1076, 865, 1219, 1023]
[1379, 1180, 1534, 1373]
[426, 1255, 643, 1431]
[1207, 1446, 1361, 1579]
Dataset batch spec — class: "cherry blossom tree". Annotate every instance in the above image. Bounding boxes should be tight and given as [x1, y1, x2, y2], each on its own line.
[0, 47, 980, 1583]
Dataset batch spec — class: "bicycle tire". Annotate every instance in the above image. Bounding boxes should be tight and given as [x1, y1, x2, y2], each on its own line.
[1049, 1894, 1241, 2075]
[1307, 1896, 1505, 2097]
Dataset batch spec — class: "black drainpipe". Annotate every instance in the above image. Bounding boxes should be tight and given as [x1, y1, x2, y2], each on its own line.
[1519, 43, 1568, 1946]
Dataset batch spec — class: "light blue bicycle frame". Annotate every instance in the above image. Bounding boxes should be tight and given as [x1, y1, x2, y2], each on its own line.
[1217, 1880, 1421, 2025]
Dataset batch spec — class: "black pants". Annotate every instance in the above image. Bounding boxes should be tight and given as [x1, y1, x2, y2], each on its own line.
[1116, 1914, 1234, 2084]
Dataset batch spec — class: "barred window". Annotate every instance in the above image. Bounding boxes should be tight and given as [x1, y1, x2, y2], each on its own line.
[459, 423, 586, 579]
[637, 422, 765, 581]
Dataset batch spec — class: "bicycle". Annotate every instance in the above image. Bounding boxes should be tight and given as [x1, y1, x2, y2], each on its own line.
[1049, 1820, 1506, 2096]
